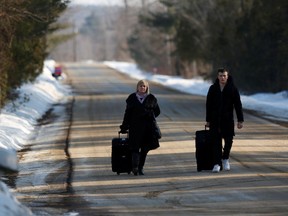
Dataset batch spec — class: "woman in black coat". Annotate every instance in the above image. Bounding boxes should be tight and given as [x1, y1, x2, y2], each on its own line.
[120, 80, 160, 175]
[206, 68, 244, 172]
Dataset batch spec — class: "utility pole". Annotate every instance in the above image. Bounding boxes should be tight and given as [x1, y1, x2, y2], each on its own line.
[124, 0, 128, 10]
[123, 0, 129, 36]
[165, 5, 172, 75]
[73, 23, 78, 62]
[142, 0, 146, 13]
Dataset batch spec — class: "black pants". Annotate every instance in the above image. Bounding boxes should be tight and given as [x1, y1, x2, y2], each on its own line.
[222, 136, 233, 159]
[132, 148, 149, 170]
[211, 130, 233, 165]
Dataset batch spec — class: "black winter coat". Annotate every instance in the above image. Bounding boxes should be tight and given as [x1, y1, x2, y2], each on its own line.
[121, 93, 161, 151]
[206, 76, 244, 137]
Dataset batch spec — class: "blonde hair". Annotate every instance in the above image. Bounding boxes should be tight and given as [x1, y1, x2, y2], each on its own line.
[136, 79, 150, 94]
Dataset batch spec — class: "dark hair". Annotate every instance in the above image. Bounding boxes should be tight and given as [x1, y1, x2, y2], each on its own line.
[217, 68, 229, 73]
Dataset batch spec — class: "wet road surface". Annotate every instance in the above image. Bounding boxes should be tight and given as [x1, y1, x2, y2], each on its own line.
[11, 62, 288, 215]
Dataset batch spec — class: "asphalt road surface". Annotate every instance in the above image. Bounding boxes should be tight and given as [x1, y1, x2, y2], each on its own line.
[12, 62, 288, 215]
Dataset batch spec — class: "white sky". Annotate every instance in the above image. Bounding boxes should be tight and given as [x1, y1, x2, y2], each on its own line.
[70, 0, 124, 6]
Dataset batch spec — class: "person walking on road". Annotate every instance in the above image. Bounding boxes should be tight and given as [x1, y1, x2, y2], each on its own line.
[120, 80, 161, 176]
[206, 68, 244, 173]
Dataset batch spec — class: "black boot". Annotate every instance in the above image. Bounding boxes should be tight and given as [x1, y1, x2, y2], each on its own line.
[138, 168, 144, 175]
[132, 168, 138, 176]
[138, 150, 148, 176]
[132, 152, 140, 176]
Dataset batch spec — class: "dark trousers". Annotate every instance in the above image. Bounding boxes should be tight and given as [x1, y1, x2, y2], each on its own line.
[211, 130, 233, 165]
[132, 148, 149, 170]
[222, 136, 233, 159]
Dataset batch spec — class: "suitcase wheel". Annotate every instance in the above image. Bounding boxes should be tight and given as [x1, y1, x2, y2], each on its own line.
[117, 172, 120, 175]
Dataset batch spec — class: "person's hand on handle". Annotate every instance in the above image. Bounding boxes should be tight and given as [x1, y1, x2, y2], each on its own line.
[237, 122, 243, 129]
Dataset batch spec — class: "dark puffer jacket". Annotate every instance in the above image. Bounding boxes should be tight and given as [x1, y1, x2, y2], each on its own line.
[206, 76, 244, 136]
[121, 93, 160, 151]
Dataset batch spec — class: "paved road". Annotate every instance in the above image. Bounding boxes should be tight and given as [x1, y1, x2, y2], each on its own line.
[14, 62, 288, 215]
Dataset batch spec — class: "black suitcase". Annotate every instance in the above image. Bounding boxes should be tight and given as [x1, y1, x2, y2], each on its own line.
[111, 132, 132, 175]
[195, 127, 214, 171]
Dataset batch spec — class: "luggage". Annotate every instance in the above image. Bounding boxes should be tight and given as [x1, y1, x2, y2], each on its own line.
[195, 126, 214, 171]
[111, 132, 132, 175]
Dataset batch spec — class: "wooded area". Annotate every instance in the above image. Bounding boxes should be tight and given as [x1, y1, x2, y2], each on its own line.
[130, 0, 288, 93]
[0, 0, 69, 107]
[1, 0, 287, 108]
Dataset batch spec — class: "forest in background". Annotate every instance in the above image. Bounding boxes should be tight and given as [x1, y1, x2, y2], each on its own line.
[52, 0, 288, 94]
[129, 0, 288, 93]
[0, 0, 69, 107]
[1, 0, 288, 108]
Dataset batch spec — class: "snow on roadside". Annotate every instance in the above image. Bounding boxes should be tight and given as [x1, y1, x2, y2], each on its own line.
[0, 60, 286, 215]
[0, 60, 71, 171]
[0, 182, 33, 216]
[104, 61, 288, 122]
[0, 59, 71, 215]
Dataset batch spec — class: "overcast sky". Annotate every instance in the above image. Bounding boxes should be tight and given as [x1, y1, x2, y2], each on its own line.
[70, 0, 124, 6]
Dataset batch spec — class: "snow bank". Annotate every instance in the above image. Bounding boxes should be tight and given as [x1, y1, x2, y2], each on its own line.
[0, 60, 71, 171]
[0, 59, 71, 215]
[104, 61, 288, 122]
[0, 182, 34, 216]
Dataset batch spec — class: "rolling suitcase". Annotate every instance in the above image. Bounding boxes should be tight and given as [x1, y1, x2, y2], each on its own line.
[111, 132, 132, 175]
[195, 126, 214, 171]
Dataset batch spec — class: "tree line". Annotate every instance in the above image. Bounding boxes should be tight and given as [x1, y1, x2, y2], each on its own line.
[3, 0, 287, 104]
[0, 0, 69, 107]
[128, 0, 288, 94]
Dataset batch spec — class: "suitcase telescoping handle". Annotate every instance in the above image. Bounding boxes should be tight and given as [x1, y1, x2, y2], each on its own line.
[118, 131, 129, 138]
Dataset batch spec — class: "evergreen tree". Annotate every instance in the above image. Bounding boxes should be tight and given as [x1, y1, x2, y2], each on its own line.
[136, 0, 288, 93]
[0, 0, 69, 106]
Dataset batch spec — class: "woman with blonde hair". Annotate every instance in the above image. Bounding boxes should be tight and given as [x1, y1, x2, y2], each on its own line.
[120, 80, 161, 175]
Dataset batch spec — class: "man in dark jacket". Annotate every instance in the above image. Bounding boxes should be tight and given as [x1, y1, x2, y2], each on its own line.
[206, 68, 244, 173]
